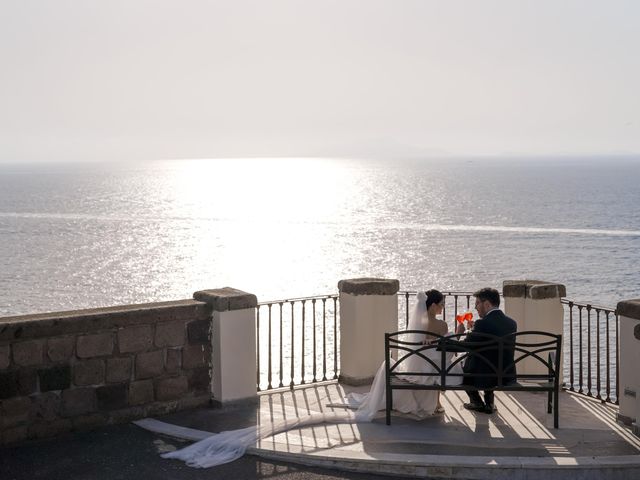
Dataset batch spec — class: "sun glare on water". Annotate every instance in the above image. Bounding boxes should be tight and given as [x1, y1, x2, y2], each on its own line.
[157, 158, 354, 299]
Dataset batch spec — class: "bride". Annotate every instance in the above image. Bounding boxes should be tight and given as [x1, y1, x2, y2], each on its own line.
[348, 289, 462, 421]
[160, 289, 462, 468]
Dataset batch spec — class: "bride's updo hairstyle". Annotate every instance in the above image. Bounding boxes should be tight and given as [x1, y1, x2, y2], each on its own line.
[425, 289, 444, 309]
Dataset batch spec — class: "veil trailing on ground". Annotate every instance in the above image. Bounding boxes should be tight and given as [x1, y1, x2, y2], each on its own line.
[159, 412, 355, 468]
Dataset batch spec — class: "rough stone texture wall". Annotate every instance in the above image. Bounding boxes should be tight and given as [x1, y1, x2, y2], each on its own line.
[0, 300, 212, 445]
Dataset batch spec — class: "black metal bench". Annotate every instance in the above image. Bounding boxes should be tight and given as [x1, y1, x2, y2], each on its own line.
[384, 330, 562, 428]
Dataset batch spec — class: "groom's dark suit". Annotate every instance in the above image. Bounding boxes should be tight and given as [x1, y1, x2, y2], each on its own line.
[446, 308, 517, 410]
[462, 309, 518, 390]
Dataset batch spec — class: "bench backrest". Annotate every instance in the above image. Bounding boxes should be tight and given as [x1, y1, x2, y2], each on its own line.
[385, 330, 562, 387]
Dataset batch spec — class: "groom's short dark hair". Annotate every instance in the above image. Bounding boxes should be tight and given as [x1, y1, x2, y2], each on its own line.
[474, 287, 500, 307]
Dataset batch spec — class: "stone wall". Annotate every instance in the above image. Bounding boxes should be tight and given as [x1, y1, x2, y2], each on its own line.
[0, 299, 212, 445]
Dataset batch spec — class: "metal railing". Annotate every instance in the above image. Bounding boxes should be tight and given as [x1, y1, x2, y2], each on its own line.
[256, 294, 339, 392]
[562, 299, 618, 404]
[255, 290, 619, 405]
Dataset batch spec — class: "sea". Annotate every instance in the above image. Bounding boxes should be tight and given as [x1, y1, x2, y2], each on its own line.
[1, 156, 639, 317]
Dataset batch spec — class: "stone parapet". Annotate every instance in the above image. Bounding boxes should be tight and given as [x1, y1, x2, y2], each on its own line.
[0, 299, 212, 445]
[0, 300, 210, 342]
[503, 280, 566, 299]
[337, 278, 400, 296]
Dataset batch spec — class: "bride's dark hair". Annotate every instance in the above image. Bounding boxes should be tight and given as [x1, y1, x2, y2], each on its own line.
[425, 289, 444, 309]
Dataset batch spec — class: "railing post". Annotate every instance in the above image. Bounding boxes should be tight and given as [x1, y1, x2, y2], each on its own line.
[338, 278, 399, 385]
[503, 280, 566, 378]
[616, 299, 640, 434]
[193, 287, 258, 406]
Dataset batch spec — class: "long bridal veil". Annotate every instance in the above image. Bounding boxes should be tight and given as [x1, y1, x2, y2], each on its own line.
[401, 290, 432, 383]
[160, 412, 356, 468]
[160, 292, 436, 468]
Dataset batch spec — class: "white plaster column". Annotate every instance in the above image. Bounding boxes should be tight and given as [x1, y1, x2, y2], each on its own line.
[338, 278, 399, 385]
[193, 287, 257, 405]
[616, 299, 640, 433]
[503, 280, 566, 377]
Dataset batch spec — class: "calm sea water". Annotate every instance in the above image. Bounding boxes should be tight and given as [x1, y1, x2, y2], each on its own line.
[1, 157, 639, 317]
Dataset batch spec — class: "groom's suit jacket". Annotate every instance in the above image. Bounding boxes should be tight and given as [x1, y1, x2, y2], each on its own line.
[449, 309, 518, 389]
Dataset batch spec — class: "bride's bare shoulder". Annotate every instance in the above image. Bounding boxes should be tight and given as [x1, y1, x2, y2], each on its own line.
[427, 318, 448, 335]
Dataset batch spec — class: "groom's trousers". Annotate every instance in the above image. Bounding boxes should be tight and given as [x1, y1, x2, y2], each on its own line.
[467, 389, 494, 407]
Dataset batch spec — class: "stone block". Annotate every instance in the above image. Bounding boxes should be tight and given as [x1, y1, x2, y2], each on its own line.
[61, 387, 96, 416]
[187, 319, 210, 345]
[193, 288, 257, 311]
[618, 299, 640, 321]
[2, 425, 28, 444]
[118, 325, 152, 353]
[0, 345, 10, 369]
[145, 401, 179, 417]
[28, 418, 72, 439]
[47, 336, 75, 363]
[135, 350, 164, 379]
[96, 384, 127, 411]
[18, 369, 38, 395]
[12, 340, 45, 366]
[74, 359, 105, 386]
[1, 396, 32, 427]
[155, 376, 188, 401]
[182, 344, 211, 369]
[155, 321, 185, 347]
[72, 413, 105, 431]
[38, 365, 71, 392]
[503, 280, 566, 299]
[106, 357, 132, 383]
[0, 371, 19, 399]
[337, 278, 400, 296]
[188, 367, 210, 394]
[165, 348, 181, 374]
[76, 333, 114, 358]
[129, 380, 154, 405]
[33, 391, 61, 422]
[108, 406, 145, 424]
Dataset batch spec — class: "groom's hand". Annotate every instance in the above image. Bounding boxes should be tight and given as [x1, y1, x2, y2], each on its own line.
[455, 322, 465, 335]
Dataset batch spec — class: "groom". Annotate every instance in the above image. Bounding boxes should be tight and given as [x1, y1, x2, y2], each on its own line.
[454, 287, 518, 414]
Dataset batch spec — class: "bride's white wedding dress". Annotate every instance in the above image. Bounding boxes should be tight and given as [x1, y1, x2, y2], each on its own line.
[347, 291, 463, 421]
[160, 291, 462, 468]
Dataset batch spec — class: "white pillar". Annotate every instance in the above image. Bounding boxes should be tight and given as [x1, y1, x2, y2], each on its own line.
[503, 280, 566, 377]
[616, 299, 640, 432]
[194, 288, 257, 405]
[338, 278, 399, 385]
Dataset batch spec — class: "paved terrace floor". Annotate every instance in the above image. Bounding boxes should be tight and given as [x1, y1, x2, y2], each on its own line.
[137, 383, 640, 479]
[2, 383, 639, 480]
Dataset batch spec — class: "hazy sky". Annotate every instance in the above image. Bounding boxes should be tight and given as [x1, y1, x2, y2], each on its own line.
[1, 0, 639, 161]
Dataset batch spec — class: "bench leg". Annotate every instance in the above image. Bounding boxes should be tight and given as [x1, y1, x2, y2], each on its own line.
[386, 386, 392, 426]
[554, 387, 559, 429]
[548, 390, 552, 414]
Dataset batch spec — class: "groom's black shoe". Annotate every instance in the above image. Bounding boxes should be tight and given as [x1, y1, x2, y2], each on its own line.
[483, 404, 497, 414]
[463, 402, 486, 412]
